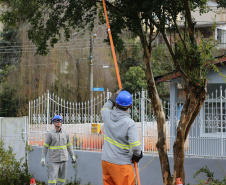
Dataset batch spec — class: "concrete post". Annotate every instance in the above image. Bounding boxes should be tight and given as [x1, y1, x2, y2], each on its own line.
[169, 82, 178, 154]
[90, 37, 94, 123]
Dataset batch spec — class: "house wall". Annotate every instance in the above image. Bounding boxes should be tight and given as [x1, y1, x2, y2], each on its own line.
[207, 65, 226, 84]
[169, 65, 226, 157]
[28, 146, 226, 185]
[170, 65, 226, 94]
[191, 1, 226, 24]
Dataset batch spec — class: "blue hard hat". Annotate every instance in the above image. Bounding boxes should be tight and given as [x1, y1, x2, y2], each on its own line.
[116, 90, 132, 107]
[52, 115, 63, 122]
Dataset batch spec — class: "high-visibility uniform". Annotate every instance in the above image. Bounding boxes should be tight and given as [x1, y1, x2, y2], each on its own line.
[42, 128, 74, 185]
[101, 100, 142, 185]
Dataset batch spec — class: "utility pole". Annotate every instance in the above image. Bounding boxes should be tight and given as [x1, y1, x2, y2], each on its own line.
[90, 34, 97, 123]
[90, 36, 94, 123]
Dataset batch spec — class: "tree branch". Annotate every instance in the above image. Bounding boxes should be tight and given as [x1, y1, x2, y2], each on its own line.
[183, 0, 195, 42]
[103, 1, 126, 16]
[149, 16, 187, 79]
[138, 13, 150, 57]
[151, 30, 160, 43]
[171, 14, 189, 60]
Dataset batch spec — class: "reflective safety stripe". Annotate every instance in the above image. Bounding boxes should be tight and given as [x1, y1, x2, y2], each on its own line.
[43, 143, 49, 147]
[104, 135, 141, 149]
[48, 180, 57, 183]
[58, 178, 65, 182]
[104, 135, 131, 149]
[131, 140, 141, 147]
[44, 143, 69, 149]
[49, 145, 67, 149]
[101, 107, 109, 112]
[66, 142, 72, 147]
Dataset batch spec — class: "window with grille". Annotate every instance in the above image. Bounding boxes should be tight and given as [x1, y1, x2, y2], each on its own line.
[204, 101, 226, 134]
[217, 28, 226, 48]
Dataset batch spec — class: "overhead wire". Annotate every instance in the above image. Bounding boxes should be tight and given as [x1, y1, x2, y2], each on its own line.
[0, 42, 141, 49]
[0, 44, 142, 54]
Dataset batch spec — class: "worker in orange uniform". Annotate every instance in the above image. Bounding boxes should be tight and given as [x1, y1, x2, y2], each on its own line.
[101, 89, 143, 185]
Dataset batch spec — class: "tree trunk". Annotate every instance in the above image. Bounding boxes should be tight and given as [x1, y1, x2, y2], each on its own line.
[138, 16, 172, 184]
[173, 126, 185, 184]
[143, 49, 172, 185]
[173, 82, 207, 184]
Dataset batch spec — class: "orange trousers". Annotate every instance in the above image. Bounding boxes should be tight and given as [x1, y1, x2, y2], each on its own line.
[102, 160, 135, 185]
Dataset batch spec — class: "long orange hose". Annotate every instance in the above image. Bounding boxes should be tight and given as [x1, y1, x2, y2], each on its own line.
[102, 0, 122, 89]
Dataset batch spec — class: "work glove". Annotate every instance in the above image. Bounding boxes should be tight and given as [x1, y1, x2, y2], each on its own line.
[109, 88, 124, 106]
[132, 151, 143, 163]
[72, 155, 77, 164]
[41, 157, 45, 167]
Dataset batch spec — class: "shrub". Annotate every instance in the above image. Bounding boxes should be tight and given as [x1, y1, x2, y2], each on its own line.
[65, 158, 81, 185]
[193, 165, 226, 185]
[0, 139, 32, 185]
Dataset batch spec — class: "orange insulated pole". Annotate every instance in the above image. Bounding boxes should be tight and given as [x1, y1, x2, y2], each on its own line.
[102, 0, 122, 89]
[134, 161, 141, 185]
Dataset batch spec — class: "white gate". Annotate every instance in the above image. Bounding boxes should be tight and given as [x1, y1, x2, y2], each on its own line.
[28, 90, 109, 150]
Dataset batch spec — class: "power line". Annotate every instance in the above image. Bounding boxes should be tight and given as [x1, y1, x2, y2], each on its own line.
[0, 45, 143, 54]
[0, 41, 142, 49]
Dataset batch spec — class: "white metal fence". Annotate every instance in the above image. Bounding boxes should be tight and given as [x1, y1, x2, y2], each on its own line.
[27, 86, 226, 158]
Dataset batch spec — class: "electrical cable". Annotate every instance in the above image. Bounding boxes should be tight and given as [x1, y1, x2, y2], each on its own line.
[139, 153, 158, 172]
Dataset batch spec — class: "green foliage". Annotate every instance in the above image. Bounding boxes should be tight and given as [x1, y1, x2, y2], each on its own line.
[174, 33, 220, 87]
[0, 0, 213, 55]
[0, 26, 23, 117]
[152, 45, 172, 97]
[0, 139, 32, 185]
[0, 0, 98, 55]
[117, 38, 144, 93]
[193, 165, 226, 185]
[25, 142, 33, 153]
[190, 0, 209, 14]
[65, 157, 81, 185]
[216, 0, 226, 7]
[0, 27, 21, 68]
[0, 64, 28, 117]
[0, 64, 15, 83]
[118, 41, 170, 95]
[0, 65, 21, 117]
[123, 66, 146, 94]
[1, 0, 223, 88]
[73, 133, 83, 150]
[152, 44, 174, 76]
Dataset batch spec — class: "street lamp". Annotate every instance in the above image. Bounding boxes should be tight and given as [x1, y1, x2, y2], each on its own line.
[90, 34, 97, 123]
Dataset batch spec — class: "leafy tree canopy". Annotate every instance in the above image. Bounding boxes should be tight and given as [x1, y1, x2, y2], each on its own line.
[0, 0, 220, 88]
[0, 0, 212, 55]
[216, 0, 226, 7]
